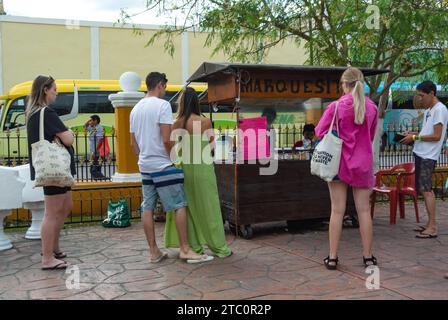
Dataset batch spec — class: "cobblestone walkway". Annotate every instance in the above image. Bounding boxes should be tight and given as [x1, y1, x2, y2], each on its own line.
[1, 201, 447, 300]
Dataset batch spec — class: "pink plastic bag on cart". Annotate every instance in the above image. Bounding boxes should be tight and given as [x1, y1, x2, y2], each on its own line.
[238, 116, 270, 161]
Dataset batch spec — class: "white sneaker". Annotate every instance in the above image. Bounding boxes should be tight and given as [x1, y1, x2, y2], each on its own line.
[187, 254, 214, 264]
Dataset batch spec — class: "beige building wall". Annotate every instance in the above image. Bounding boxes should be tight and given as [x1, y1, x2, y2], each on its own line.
[188, 32, 228, 78]
[187, 33, 308, 74]
[1, 21, 91, 92]
[99, 28, 183, 83]
[264, 38, 307, 65]
[0, 16, 309, 95]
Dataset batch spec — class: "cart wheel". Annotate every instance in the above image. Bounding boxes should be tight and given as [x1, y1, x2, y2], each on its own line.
[240, 225, 254, 240]
[228, 222, 237, 235]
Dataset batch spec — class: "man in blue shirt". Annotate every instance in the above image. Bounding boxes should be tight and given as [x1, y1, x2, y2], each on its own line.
[84, 115, 106, 179]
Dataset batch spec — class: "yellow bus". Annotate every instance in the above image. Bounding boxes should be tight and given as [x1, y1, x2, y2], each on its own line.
[0, 79, 219, 161]
[0, 79, 211, 130]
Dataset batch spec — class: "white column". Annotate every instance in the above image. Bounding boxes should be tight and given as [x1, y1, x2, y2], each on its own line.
[181, 31, 189, 84]
[109, 72, 145, 183]
[373, 118, 384, 175]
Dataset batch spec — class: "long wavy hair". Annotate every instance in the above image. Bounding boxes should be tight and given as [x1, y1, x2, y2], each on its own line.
[341, 67, 366, 125]
[25, 75, 55, 122]
[176, 87, 202, 129]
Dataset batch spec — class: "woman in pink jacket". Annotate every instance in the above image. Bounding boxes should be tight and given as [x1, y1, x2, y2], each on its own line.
[315, 67, 378, 270]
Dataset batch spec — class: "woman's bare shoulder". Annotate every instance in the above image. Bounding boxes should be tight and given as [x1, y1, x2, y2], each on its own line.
[200, 116, 212, 126]
[173, 118, 183, 129]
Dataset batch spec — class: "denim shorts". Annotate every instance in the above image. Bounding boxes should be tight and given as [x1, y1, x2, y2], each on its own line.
[141, 166, 187, 212]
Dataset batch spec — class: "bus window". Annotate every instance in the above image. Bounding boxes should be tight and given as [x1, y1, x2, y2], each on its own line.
[164, 90, 208, 113]
[79, 92, 115, 114]
[4, 97, 26, 130]
[77, 90, 207, 114]
[51, 93, 74, 116]
[164, 91, 179, 112]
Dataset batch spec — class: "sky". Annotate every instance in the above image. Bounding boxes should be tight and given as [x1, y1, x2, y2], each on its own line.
[3, 0, 173, 25]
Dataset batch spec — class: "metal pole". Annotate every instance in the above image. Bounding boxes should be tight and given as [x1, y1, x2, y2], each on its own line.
[234, 101, 239, 237]
[234, 71, 242, 237]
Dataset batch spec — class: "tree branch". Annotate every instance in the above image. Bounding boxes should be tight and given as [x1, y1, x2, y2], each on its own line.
[404, 47, 444, 54]
[402, 61, 445, 77]
[260, 0, 312, 42]
[244, 33, 293, 56]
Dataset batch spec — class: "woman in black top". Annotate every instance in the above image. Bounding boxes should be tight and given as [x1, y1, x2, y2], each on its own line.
[26, 76, 75, 270]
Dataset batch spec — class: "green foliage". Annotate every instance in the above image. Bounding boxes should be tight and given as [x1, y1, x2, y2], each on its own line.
[121, 0, 448, 109]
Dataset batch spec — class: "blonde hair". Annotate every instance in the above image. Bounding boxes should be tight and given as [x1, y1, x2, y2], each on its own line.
[25, 75, 55, 122]
[341, 67, 366, 125]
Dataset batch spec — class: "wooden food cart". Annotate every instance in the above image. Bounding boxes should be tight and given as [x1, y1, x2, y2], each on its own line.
[188, 63, 388, 239]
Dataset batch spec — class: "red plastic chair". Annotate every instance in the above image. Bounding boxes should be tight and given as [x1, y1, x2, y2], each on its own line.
[396, 163, 420, 224]
[370, 163, 419, 224]
[293, 140, 304, 149]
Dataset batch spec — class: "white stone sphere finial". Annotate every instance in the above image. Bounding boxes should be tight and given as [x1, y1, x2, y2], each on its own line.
[119, 72, 142, 92]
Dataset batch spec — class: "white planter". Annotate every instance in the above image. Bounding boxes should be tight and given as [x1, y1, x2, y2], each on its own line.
[0, 210, 13, 251]
[15, 165, 45, 240]
[24, 202, 45, 240]
[111, 172, 142, 183]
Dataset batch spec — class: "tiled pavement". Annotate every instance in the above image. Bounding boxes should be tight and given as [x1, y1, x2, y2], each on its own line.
[1, 201, 447, 300]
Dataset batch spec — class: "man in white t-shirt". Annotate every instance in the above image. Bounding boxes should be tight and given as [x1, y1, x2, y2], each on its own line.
[401, 81, 448, 239]
[130, 72, 210, 264]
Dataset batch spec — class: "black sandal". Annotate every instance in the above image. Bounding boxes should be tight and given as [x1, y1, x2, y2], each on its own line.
[324, 256, 338, 270]
[54, 251, 67, 259]
[41, 251, 67, 259]
[363, 255, 378, 267]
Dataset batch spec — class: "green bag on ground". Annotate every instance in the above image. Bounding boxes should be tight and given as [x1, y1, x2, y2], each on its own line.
[102, 199, 131, 228]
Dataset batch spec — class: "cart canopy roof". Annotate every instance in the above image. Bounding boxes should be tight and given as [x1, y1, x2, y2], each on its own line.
[188, 62, 389, 83]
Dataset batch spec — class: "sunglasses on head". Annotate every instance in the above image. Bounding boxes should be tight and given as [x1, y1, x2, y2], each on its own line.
[41, 76, 54, 88]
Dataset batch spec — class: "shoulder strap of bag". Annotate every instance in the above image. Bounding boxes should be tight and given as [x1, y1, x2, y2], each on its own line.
[39, 107, 46, 142]
[328, 101, 340, 136]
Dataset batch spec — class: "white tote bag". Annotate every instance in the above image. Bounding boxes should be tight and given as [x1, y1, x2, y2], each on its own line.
[310, 102, 343, 182]
[31, 107, 74, 188]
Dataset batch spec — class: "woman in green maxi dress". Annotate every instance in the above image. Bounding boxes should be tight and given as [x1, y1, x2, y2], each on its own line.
[164, 87, 232, 258]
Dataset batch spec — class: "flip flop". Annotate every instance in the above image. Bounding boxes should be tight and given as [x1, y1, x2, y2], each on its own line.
[41, 262, 68, 270]
[150, 251, 168, 264]
[187, 254, 214, 264]
[416, 233, 438, 239]
[413, 226, 427, 232]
